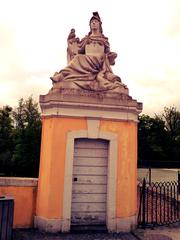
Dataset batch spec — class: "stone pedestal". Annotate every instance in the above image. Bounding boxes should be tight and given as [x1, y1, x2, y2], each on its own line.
[35, 88, 142, 233]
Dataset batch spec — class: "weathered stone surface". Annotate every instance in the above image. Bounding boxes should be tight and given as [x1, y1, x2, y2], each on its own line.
[40, 88, 142, 121]
[50, 12, 128, 93]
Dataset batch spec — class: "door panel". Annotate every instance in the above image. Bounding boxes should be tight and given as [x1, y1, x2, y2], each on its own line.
[71, 138, 108, 225]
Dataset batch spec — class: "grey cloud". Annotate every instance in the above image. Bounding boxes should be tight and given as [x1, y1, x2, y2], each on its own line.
[0, 25, 15, 48]
[165, 2, 180, 37]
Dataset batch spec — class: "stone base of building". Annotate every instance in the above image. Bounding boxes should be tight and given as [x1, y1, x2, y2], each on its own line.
[116, 215, 137, 232]
[34, 216, 62, 233]
[34, 215, 137, 233]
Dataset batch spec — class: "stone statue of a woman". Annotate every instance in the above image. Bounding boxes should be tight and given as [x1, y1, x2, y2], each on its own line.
[50, 12, 127, 92]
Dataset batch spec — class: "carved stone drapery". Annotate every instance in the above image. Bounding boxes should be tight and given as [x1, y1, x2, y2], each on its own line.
[50, 12, 128, 93]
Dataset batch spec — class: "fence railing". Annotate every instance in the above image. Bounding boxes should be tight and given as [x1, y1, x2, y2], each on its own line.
[138, 179, 180, 228]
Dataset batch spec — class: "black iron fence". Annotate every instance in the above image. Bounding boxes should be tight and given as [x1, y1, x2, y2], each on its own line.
[138, 179, 180, 228]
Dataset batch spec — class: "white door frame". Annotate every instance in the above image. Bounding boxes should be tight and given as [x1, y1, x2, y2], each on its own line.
[62, 126, 118, 232]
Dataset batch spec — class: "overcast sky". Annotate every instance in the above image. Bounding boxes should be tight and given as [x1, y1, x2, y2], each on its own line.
[0, 0, 180, 115]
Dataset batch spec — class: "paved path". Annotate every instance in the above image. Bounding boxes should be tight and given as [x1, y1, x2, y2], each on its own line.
[134, 224, 180, 240]
[134, 229, 173, 240]
[138, 168, 178, 183]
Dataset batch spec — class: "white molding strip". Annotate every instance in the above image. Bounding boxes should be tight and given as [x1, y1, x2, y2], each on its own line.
[62, 129, 118, 232]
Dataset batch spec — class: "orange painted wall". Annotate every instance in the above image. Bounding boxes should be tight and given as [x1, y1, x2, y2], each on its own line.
[100, 120, 138, 218]
[0, 185, 37, 228]
[36, 117, 137, 220]
[36, 117, 87, 219]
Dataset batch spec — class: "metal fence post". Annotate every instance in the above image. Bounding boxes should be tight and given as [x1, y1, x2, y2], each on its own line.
[142, 178, 146, 228]
[178, 170, 180, 195]
[149, 168, 151, 185]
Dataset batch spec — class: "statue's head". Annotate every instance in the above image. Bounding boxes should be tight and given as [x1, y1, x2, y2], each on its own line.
[89, 12, 103, 34]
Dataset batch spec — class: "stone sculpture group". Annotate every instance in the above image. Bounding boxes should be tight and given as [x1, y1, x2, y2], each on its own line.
[50, 12, 127, 93]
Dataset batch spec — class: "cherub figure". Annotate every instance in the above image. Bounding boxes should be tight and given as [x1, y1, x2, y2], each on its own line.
[67, 28, 80, 63]
[67, 28, 76, 43]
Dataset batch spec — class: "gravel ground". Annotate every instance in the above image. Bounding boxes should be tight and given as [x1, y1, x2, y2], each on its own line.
[13, 229, 139, 240]
[13, 228, 177, 240]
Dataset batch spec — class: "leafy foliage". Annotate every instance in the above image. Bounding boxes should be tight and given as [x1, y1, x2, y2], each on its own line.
[138, 114, 168, 162]
[0, 106, 14, 175]
[138, 107, 180, 167]
[158, 106, 180, 162]
[12, 97, 41, 177]
[0, 97, 41, 177]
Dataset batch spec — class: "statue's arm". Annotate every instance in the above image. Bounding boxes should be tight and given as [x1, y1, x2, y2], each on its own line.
[102, 36, 110, 54]
[104, 37, 117, 66]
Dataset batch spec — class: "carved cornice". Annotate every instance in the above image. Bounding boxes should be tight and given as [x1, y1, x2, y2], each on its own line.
[39, 88, 142, 121]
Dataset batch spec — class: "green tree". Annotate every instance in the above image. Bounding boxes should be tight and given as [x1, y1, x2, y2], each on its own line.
[158, 106, 180, 162]
[138, 114, 168, 164]
[161, 106, 180, 140]
[0, 106, 14, 175]
[12, 97, 42, 177]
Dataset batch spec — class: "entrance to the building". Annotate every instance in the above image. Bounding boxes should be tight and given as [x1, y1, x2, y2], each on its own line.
[71, 138, 108, 226]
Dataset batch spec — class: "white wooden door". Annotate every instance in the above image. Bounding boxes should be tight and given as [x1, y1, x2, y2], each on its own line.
[71, 138, 108, 225]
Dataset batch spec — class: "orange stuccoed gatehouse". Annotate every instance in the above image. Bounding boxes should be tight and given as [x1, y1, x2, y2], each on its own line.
[34, 12, 143, 233]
